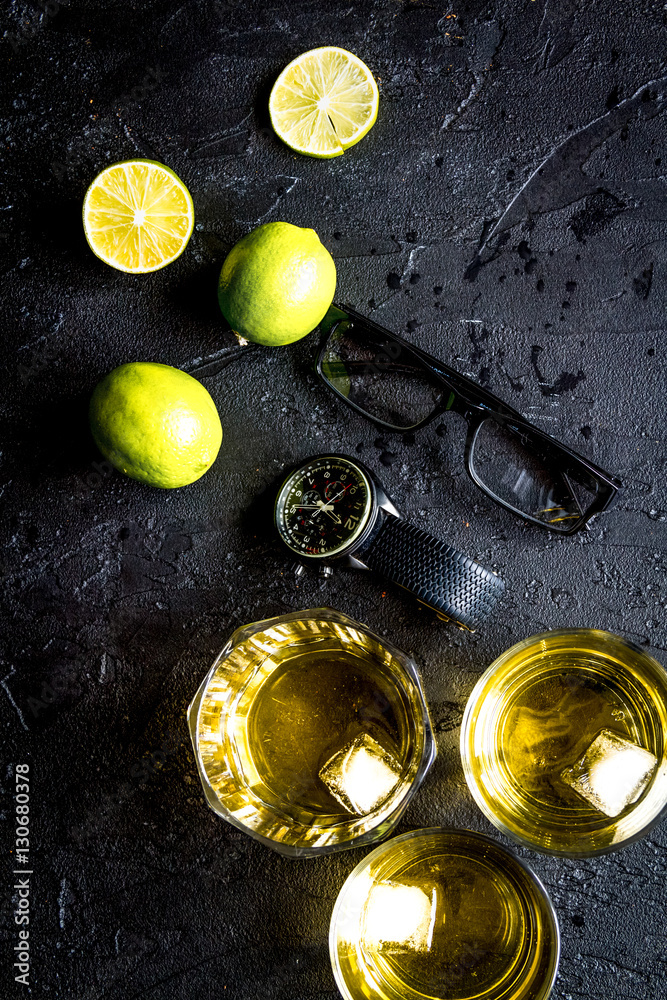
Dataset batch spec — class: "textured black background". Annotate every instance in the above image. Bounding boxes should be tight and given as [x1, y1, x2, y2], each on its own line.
[2, 1, 667, 998]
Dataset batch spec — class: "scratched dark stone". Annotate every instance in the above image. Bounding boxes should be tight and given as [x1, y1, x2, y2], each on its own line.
[1, 1, 666, 998]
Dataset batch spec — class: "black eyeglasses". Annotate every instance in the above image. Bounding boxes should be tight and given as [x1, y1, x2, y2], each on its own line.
[316, 305, 622, 535]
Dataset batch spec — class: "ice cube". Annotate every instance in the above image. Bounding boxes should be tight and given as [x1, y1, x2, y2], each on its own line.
[560, 728, 658, 818]
[318, 733, 402, 815]
[363, 880, 437, 953]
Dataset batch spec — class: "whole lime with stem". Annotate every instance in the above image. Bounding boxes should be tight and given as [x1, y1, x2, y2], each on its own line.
[89, 362, 222, 488]
[218, 221, 337, 347]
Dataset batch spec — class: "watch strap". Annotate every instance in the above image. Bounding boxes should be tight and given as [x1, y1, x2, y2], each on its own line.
[358, 512, 505, 629]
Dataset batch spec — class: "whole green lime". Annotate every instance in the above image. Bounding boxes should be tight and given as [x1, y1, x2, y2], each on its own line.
[218, 221, 337, 346]
[89, 362, 223, 488]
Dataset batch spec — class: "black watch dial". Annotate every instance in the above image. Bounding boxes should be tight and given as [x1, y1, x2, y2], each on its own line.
[275, 456, 373, 558]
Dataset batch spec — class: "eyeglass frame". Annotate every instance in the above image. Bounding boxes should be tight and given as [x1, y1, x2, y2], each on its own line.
[315, 305, 622, 535]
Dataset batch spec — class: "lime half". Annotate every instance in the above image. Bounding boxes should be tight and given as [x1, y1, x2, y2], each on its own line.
[83, 159, 194, 273]
[269, 47, 379, 158]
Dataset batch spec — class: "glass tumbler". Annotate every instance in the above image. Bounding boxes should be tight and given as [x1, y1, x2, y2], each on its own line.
[330, 827, 560, 1000]
[188, 608, 435, 857]
[461, 629, 667, 856]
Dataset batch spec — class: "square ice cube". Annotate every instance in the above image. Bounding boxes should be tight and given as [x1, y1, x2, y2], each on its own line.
[363, 881, 437, 953]
[318, 733, 402, 815]
[560, 728, 658, 818]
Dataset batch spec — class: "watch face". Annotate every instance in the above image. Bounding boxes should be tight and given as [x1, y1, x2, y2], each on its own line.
[276, 456, 373, 558]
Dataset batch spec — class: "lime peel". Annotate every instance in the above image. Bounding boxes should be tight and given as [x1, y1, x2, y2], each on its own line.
[218, 221, 337, 347]
[89, 362, 222, 489]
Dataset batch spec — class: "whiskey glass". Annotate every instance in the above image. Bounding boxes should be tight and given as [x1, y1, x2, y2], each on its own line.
[461, 629, 667, 856]
[330, 827, 560, 1000]
[188, 608, 435, 857]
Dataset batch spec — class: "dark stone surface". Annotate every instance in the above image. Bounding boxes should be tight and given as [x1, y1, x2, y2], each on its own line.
[2, 1, 666, 997]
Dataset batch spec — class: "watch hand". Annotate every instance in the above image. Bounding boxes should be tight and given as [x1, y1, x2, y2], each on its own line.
[311, 486, 347, 522]
[327, 486, 349, 504]
[320, 506, 341, 524]
[311, 498, 336, 519]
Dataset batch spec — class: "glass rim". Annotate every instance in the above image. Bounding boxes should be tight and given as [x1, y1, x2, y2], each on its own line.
[317, 324, 452, 432]
[467, 420, 593, 533]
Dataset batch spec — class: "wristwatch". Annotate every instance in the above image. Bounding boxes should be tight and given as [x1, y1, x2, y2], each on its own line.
[274, 453, 505, 629]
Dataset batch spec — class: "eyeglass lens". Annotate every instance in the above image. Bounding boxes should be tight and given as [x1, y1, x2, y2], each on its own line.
[470, 419, 599, 531]
[320, 321, 445, 429]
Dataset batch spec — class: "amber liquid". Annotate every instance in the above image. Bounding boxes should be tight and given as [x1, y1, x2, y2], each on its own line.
[461, 630, 667, 855]
[245, 648, 410, 817]
[192, 613, 431, 852]
[502, 670, 640, 809]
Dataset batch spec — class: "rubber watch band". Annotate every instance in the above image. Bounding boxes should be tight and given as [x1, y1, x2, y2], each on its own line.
[358, 512, 505, 629]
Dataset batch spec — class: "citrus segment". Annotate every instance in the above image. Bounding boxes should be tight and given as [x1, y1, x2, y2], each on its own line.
[269, 47, 379, 158]
[83, 160, 194, 273]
